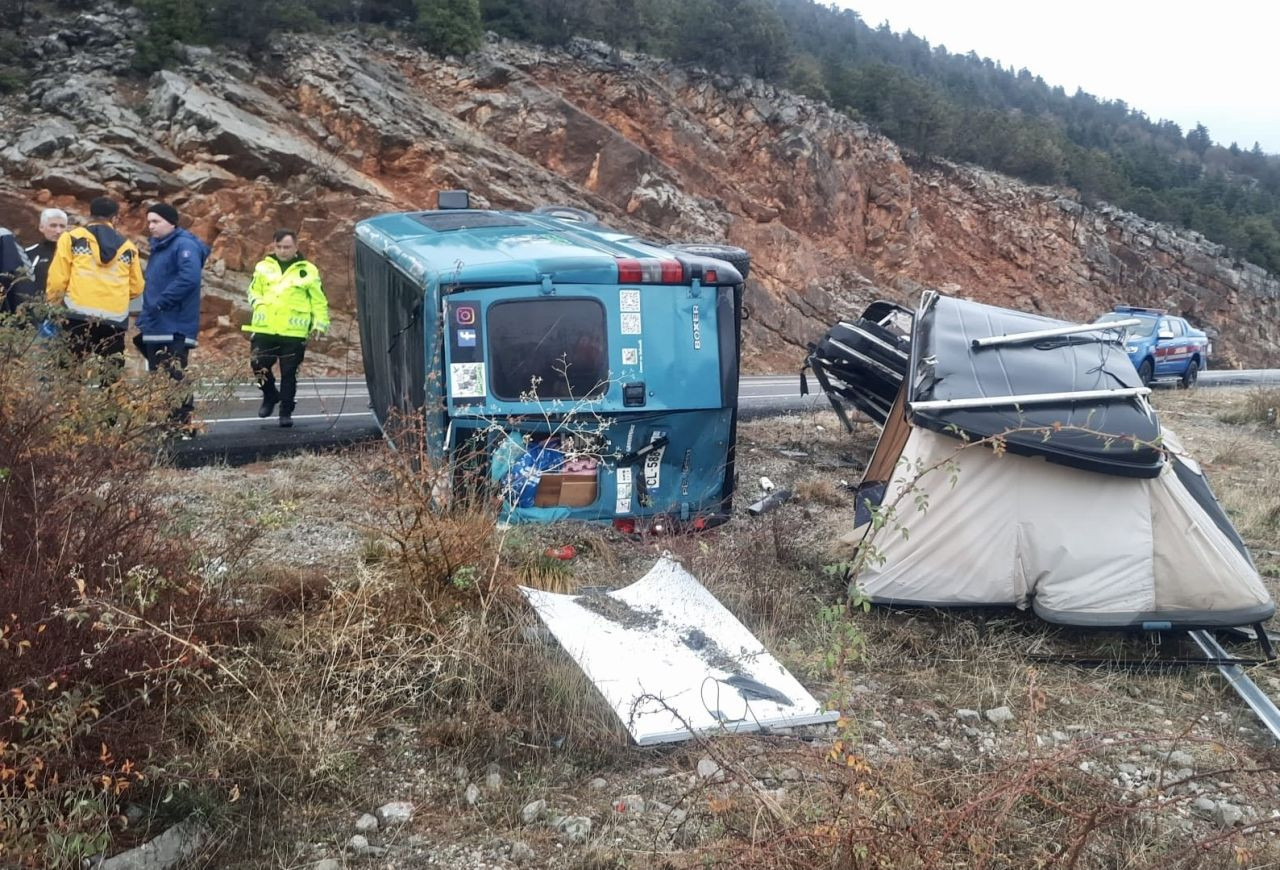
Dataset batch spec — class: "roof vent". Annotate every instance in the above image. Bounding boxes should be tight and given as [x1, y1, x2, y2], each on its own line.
[437, 190, 470, 209]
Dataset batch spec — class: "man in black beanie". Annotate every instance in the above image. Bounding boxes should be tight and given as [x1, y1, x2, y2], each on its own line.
[138, 203, 209, 426]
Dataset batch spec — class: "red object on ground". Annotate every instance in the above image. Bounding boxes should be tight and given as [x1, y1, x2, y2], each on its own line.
[545, 545, 577, 560]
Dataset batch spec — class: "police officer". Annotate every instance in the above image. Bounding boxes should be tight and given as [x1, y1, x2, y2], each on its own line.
[244, 229, 329, 427]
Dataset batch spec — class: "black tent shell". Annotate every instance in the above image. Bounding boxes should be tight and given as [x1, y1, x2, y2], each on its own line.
[908, 292, 1164, 477]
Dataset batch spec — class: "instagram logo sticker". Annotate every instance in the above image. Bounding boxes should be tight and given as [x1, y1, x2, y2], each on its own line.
[455, 305, 476, 326]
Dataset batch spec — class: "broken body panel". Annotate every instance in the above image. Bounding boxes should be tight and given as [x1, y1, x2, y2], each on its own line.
[521, 555, 840, 744]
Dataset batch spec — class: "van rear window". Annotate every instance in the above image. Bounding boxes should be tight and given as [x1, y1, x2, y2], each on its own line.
[489, 299, 608, 400]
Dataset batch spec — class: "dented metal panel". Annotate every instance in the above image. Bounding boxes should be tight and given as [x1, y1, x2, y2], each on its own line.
[521, 555, 839, 745]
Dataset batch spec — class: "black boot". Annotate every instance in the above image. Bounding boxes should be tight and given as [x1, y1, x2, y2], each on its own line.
[258, 393, 278, 418]
[279, 409, 293, 428]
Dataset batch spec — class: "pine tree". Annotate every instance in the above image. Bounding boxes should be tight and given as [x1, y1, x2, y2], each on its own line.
[1186, 123, 1212, 159]
[415, 0, 483, 56]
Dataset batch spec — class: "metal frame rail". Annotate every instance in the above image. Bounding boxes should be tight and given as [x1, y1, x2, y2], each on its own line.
[1189, 629, 1280, 742]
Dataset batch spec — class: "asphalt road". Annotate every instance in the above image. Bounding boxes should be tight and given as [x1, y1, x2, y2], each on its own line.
[171, 370, 1280, 467]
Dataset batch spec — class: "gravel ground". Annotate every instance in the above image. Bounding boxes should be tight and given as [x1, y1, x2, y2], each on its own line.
[152, 390, 1280, 868]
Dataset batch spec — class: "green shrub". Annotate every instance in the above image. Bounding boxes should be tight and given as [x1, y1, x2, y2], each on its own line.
[413, 0, 482, 56]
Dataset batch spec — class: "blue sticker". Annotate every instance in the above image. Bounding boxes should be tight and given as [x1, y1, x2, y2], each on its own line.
[457, 328, 477, 347]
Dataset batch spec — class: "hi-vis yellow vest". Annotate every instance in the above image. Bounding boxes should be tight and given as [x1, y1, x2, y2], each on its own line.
[243, 255, 329, 339]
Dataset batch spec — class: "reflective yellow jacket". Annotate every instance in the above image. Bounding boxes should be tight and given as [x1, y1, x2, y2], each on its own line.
[242, 255, 329, 339]
[45, 224, 143, 323]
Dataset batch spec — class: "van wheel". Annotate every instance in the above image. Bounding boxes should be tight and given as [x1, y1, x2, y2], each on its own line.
[667, 243, 751, 281]
[1180, 359, 1199, 389]
[1137, 358, 1154, 387]
[532, 205, 601, 226]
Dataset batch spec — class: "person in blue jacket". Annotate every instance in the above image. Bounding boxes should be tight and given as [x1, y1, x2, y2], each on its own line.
[138, 203, 209, 427]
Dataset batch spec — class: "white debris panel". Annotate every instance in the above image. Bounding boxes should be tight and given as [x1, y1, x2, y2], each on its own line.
[521, 554, 839, 745]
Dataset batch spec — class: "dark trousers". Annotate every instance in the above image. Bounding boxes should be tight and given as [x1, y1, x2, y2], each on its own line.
[65, 317, 126, 357]
[65, 318, 126, 384]
[141, 336, 194, 424]
[250, 334, 307, 414]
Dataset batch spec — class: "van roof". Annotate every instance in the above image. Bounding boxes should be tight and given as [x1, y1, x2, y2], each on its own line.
[356, 209, 677, 288]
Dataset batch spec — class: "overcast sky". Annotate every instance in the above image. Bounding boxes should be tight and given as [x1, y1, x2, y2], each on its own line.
[836, 0, 1280, 154]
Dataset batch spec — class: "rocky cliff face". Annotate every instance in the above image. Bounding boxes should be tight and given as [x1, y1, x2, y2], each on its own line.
[3, 9, 1278, 371]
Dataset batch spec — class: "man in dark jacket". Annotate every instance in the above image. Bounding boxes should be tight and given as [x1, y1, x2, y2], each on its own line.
[4, 208, 67, 315]
[0, 226, 31, 315]
[138, 203, 209, 426]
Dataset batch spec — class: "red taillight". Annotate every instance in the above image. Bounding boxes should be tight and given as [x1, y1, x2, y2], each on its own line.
[616, 257, 684, 284]
[616, 258, 643, 283]
[704, 269, 718, 284]
[613, 518, 636, 534]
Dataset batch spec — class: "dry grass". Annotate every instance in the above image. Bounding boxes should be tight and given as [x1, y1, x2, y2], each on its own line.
[0, 316, 245, 866]
[792, 475, 849, 506]
[1217, 387, 1280, 428]
[86, 397, 1280, 868]
[1161, 387, 1280, 584]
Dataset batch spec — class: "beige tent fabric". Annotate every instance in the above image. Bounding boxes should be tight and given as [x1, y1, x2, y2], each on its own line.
[853, 426, 1271, 625]
[1147, 450, 1270, 615]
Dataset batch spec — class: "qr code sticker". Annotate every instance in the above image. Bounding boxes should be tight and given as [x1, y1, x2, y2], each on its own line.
[619, 289, 641, 312]
[450, 362, 486, 398]
[621, 312, 642, 335]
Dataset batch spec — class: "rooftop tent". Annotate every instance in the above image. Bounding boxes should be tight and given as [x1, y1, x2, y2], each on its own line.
[847, 420, 1273, 628]
[837, 291, 1274, 631]
[909, 291, 1164, 477]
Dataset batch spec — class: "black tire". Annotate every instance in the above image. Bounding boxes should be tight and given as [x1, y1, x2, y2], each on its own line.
[531, 204, 601, 226]
[1137, 358, 1154, 387]
[667, 243, 751, 281]
[1180, 358, 1199, 389]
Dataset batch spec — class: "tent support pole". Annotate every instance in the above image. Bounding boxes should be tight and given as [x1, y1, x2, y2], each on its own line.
[1188, 629, 1280, 743]
[970, 318, 1143, 350]
[1256, 623, 1277, 661]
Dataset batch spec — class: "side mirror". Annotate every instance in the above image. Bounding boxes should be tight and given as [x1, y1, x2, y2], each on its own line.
[1157, 328, 1174, 341]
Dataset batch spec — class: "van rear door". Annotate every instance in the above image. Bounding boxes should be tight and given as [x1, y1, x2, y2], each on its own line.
[442, 283, 724, 416]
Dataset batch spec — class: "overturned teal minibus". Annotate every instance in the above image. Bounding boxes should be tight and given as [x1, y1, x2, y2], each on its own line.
[353, 197, 749, 527]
